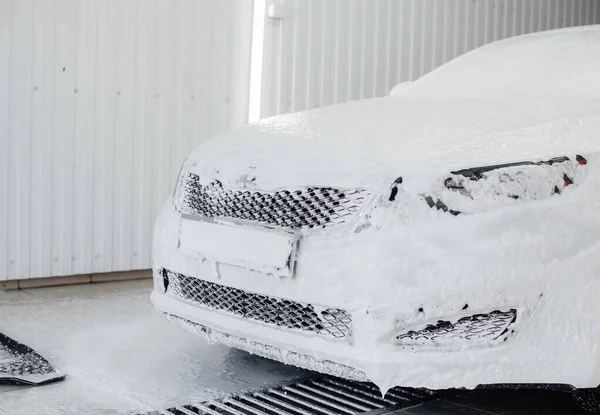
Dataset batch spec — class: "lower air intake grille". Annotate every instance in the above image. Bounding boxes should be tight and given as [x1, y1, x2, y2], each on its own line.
[396, 309, 517, 347]
[165, 270, 352, 339]
[178, 173, 370, 231]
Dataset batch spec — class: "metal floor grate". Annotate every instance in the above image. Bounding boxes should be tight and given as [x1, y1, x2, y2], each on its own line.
[141, 376, 441, 415]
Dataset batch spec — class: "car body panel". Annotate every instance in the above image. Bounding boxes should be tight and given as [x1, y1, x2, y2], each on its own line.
[152, 26, 600, 391]
[184, 98, 600, 193]
[153, 138, 600, 389]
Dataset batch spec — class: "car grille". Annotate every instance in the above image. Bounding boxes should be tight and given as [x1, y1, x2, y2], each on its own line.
[164, 270, 352, 339]
[395, 309, 517, 347]
[178, 173, 370, 231]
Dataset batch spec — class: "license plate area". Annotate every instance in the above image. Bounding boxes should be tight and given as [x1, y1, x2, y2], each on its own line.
[178, 216, 299, 278]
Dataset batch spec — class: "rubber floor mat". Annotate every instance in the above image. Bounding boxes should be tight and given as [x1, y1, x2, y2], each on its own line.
[0, 332, 65, 386]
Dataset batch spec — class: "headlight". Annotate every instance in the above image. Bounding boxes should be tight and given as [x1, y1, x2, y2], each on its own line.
[422, 154, 588, 215]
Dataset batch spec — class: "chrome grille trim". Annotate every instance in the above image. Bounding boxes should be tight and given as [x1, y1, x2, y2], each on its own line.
[178, 173, 370, 231]
[165, 270, 352, 339]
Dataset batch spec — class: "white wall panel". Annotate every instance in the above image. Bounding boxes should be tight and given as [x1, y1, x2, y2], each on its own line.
[260, 0, 600, 118]
[7, 0, 34, 280]
[0, 0, 10, 282]
[0, 0, 253, 280]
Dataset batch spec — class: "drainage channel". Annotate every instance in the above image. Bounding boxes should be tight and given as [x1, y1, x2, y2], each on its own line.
[141, 376, 444, 415]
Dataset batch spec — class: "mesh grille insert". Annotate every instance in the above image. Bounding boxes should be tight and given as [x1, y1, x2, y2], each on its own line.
[396, 309, 517, 347]
[165, 270, 352, 339]
[178, 173, 370, 231]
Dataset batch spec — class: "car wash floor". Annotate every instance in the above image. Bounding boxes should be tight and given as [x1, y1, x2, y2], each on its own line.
[0, 280, 587, 415]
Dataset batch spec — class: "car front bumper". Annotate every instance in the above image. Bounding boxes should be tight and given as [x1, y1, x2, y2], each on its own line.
[152, 196, 600, 390]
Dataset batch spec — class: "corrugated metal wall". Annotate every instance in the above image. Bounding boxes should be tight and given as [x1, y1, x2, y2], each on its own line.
[0, 0, 253, 280]
[260, 0, 600, 118]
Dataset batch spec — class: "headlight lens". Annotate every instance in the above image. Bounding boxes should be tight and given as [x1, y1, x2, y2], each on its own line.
[421, 155, 588, 215]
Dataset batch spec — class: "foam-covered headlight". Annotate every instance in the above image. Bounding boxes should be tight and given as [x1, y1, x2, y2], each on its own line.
[418, 155, 588, 215]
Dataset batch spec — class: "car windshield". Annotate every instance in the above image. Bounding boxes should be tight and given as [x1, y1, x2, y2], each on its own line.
[405, 26, 600, 99]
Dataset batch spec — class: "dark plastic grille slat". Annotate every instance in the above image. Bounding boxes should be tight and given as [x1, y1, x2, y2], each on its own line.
[207, 400, 245, 415]
[309, 381, 385, 409]
[268, 389, 340, 415]
[142, 376, 442, 415]
[224, 399, 272, 415]
[179, 173, 370, 231]
[283, 385, 357, 414]
[187, 404, 221, 415]
[322, 379, 399, 406]
[170, 407, 200, 415]
[166, 270, 352, 339]
[238, 395, 295, 415]
[295, 384, 374, 412]
[186, 407, 205, 415]
[341, 381, 401, 404]
[383, 389, 422, 402]
[386, 387, 435, 401]
[255, 392, 316, 415]
[353, 381, 433, 402]
[160, 408, 196, 415]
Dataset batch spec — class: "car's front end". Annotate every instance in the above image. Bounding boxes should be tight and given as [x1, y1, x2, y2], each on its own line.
[151, 98, 600, 391]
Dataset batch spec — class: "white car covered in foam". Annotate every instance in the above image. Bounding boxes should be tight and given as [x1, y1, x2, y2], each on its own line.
[152, 26, 600, 408]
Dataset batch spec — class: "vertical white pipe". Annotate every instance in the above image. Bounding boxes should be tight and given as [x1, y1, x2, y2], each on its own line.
[248, 0, 266, 123]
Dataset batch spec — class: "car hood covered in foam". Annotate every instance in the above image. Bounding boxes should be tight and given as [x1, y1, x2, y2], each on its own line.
[185, 97, 600, 193]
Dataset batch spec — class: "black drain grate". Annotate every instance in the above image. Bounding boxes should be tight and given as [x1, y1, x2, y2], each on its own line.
[0, 332, 65, 386]
[142, 376, 441, 415]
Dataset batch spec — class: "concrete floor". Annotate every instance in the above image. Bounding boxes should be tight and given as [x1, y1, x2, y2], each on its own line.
[0, 280, 308, 415]
[0, 280, 588, 415]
